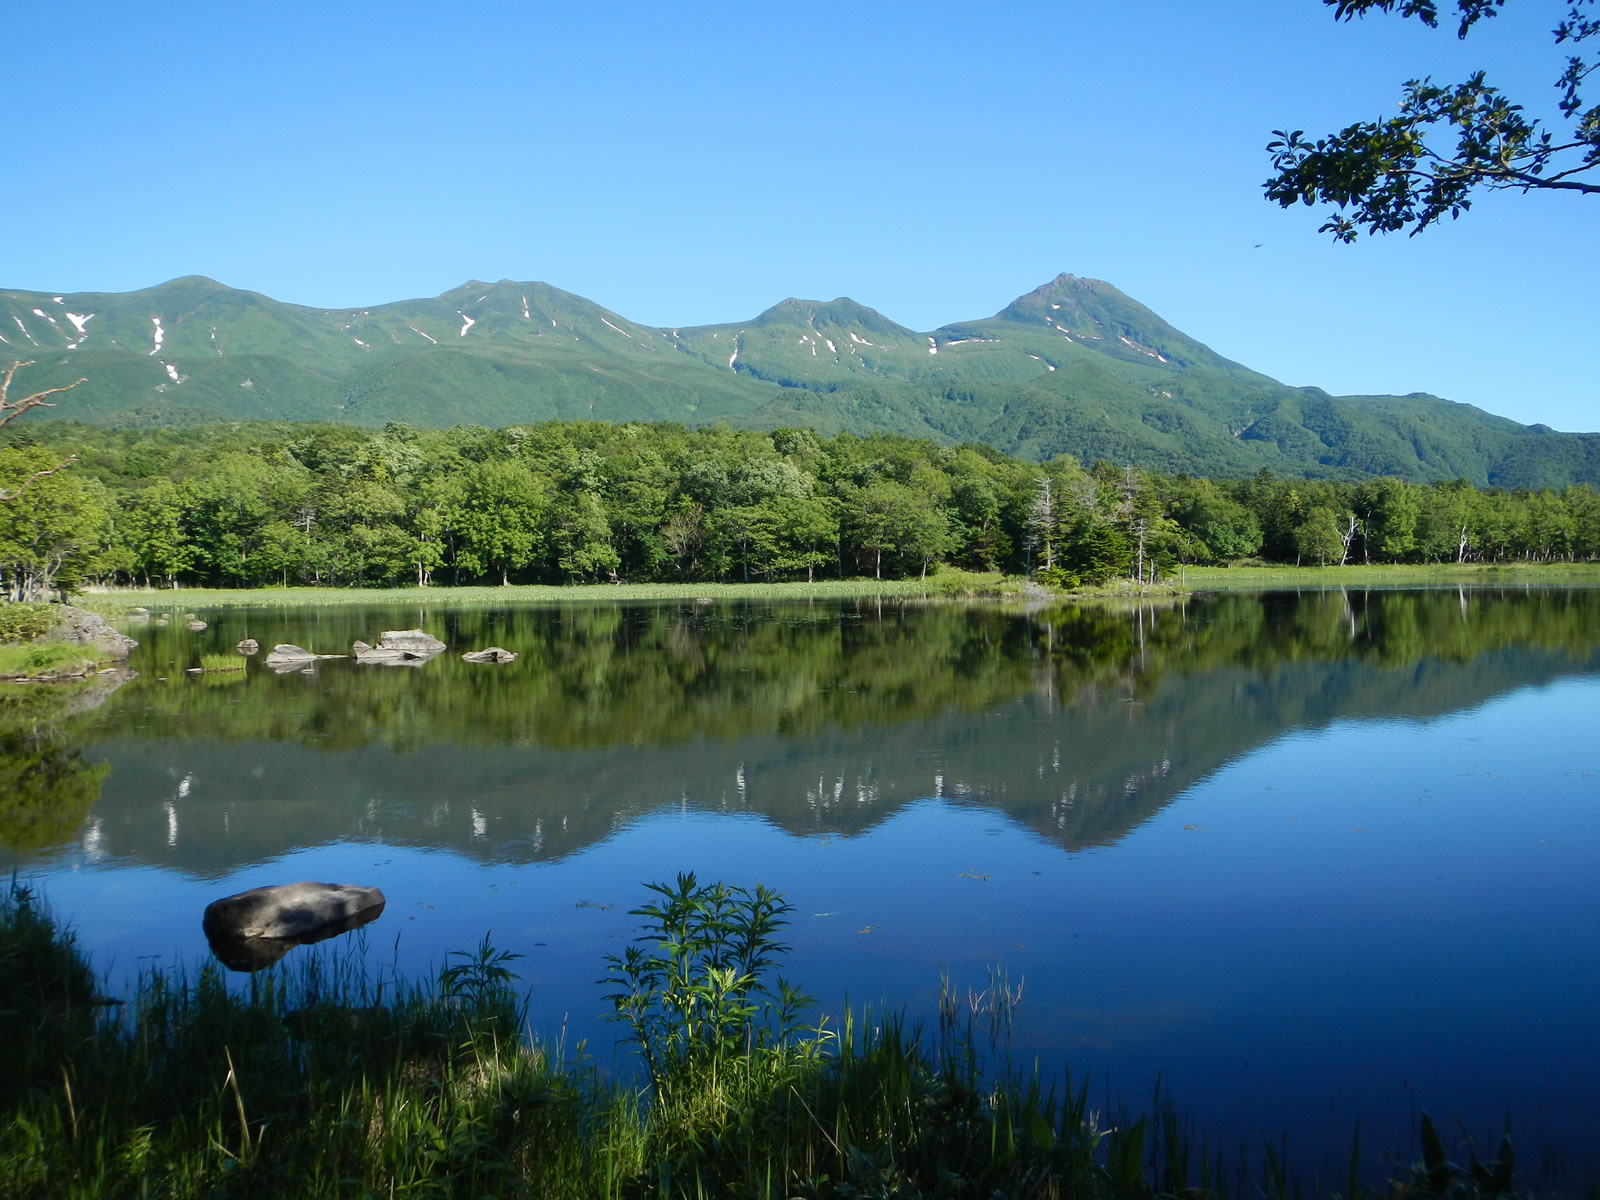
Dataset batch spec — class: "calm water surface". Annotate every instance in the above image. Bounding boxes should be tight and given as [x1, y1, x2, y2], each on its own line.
[3, 589, 1598, 1186]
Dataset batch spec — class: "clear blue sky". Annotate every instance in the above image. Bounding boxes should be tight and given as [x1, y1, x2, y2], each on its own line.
[9, 0, 1596, 432]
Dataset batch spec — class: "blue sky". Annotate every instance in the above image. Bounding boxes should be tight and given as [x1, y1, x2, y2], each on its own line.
[9, 0, 1596, 432]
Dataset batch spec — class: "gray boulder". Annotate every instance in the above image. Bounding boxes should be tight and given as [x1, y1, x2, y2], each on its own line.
[237, 638, 260, 655]
[378, 629, 446, 653]
[186, 619, 207, 631]
[354, 629, 446, 666]
[353, 639, 425, 666]
[462, 647, 517, 663]
[263, 643, 345, 671]
[202, 882, 387, 942]
[47, 605, 138, 660]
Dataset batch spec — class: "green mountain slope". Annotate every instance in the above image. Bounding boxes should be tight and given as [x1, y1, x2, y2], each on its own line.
[3, 273, 1595, 487]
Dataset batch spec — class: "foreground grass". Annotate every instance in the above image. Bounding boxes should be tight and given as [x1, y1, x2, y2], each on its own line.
[1, 879, 1541, 1200]
[0, 880, 1147, 1199]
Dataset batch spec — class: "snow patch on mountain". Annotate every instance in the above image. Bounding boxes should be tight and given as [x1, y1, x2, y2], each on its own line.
[848, 332, 873, 347]
[521, 295, 530, 320]
[150, 317, 165, 356]
[458, 312, 475, 337]
[1118, 335, 1166, 362]
[927, 336, 937, 356]
[407, 324, 438, 344]
[161, 361, 181, 384]
[600, 317, 638, 342]
[13, 316, 38, 345]
[63, 311, 94, 349]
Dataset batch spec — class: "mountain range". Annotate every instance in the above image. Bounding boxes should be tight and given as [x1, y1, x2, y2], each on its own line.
[3, 273, 1596, 487]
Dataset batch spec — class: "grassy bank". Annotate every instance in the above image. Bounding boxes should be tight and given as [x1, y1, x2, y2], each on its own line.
[0, 602, 120, 681]
[0, 640, 100, 681]
[0, 877, 1530, 1200]
[70, 562, 1600, 617]
[80, 577, 953, 613]
[1184, 562, 1600, 589]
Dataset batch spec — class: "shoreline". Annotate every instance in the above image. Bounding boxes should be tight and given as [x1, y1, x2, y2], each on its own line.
[56, 561, 1599, 614]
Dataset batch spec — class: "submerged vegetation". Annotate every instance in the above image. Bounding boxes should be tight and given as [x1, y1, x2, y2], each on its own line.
[0, 877, 1539, 1200]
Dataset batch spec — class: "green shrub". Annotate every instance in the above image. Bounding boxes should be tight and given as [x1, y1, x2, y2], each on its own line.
[0, 603, 53, 645]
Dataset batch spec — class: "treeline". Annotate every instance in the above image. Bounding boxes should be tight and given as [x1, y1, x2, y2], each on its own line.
[2, 420, 1598, 596]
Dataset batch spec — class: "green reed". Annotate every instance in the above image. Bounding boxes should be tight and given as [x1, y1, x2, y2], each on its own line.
[0, 876, 1539, 1199]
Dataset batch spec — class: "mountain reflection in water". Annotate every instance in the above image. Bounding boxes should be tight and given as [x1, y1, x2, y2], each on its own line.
[2, 587, 1598, 1187]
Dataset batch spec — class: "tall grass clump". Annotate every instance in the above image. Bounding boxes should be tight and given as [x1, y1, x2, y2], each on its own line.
[0, 876, 1541, 1199]
[0, 879, 627, 1198]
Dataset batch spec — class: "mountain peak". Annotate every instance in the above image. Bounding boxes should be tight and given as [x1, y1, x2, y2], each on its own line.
[751, 296, 914, 338]
[1000, 273, 1123, 318]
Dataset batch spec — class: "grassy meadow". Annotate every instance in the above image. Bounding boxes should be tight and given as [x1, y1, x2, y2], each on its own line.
[63, 561, 1600, 620]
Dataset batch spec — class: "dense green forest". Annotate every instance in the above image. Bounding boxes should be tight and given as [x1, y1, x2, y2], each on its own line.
[2, 419, 1597, 599]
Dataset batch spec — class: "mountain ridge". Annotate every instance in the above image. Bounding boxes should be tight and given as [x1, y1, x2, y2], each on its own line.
[3, 273, 1595, 488]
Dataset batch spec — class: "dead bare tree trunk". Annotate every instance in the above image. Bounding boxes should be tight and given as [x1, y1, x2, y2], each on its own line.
[0, 361, 84, 502]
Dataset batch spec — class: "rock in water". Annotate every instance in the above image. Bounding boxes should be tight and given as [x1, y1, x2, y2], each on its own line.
[377, 629, 446, 654]
[264, 643, 315, 666]
[202, 882, 387, 942]
[354, 629, 447, 666]
[462, 647, 517, 663]
[264, 643, 345, 670]
[237, 638, 260, 655]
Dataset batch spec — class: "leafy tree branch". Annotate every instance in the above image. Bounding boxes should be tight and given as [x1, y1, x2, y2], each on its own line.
[1266, 0, 1599, 240]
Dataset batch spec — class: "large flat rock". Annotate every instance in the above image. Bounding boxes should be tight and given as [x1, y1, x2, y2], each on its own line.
[202, 881, 386, 942]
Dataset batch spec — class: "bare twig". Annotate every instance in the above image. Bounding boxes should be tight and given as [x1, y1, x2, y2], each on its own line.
[0, 360, 83, 502]
[0, 453, 78, 503]
[0, 360, 86, 428]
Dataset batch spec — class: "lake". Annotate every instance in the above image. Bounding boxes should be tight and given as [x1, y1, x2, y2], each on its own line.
[3, 587, 1598, 1189]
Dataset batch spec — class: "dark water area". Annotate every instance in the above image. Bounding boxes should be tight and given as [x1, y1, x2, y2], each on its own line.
[3, 588, 1598, 1189]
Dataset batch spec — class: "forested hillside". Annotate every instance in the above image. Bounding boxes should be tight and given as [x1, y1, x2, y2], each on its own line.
[4, 274, 1596, 487]
[1, 420, 1594, 599]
